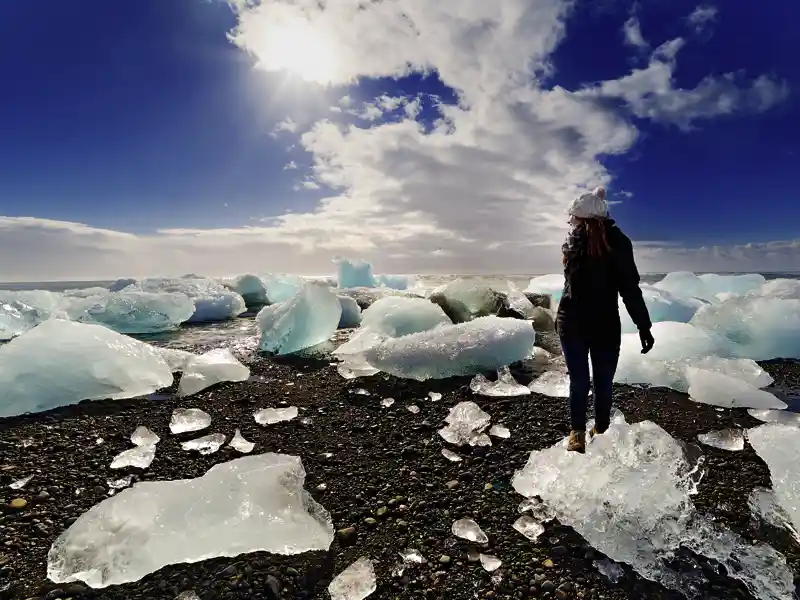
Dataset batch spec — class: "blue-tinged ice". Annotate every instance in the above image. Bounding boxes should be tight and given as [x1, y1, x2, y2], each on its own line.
[336, 258, 412, 290]
[257, 284, 342, 355]
[360, 296, 451, 337]
[178, 348, 250, 396]
[375, 274, 413, 290]
[221, 274, 270, 307]
[525, 274, 565, 306]
[262, 274, 305, 304]
[123, 278, 246, 323]
[65, 291, 195, 334]
[0, 290, 68, 340]
[337, 295, 362, 328]
[361, 316, 536, 381]
[107, 279, 137, 293]
[620, 285, 705, 333]
[0, 320, 173, 418]
[429, 279, 507, 323]
[654, 271, 766, 303]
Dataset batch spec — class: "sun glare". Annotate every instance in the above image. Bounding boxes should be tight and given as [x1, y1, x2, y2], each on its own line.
[260, 18, 339, 85]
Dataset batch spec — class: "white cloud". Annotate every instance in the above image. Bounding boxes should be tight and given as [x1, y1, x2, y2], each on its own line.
[623, 17, 648, 50]
[269, 117, 298, 138]
[283, 160, 298, 170]
[687, 5, 718, 34]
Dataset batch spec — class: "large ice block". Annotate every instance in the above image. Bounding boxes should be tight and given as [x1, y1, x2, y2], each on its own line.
[67, 291, 195, 334]
[428, 279, 507, 323]
[262, 274, 305, 304]
[0, 290, 65, 340]
[221, 274, 270, 307]
[654, 272, 766, 303]
[620, 285, 705, 333]
[337, 258, 377, 288]
[686, 367, 786, 409]
[525, 274, 565, 306]
[257, 284, 342, 355]
[124, 278, 246, 323]
[0, 320, 173, 418]
[359, 296, 451, 338]
[337, 295, 362, 329]
[178, 348, 250, 396]
[46, 454, 334, 588]
[361, 316, 536, 381]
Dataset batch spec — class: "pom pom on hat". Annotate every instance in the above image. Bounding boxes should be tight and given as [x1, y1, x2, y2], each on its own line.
[568, 188, 609, 219]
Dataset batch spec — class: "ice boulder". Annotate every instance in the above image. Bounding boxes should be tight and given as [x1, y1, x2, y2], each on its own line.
[512, 412, 795, 599]
[107, 278, 137, 293]
[337, 258, 377, 288]
[686, 367, 786, 409]
[221, 274, 270, 308]
[621, 285, 705, 334]
[654, 272, 766, 303]
[125, 278, 246, 323]
[178, 348, 250, 396]
[337, 295, 362, 329]
[0, 290, 65, 339]
[257, 284, 341, 355]
[375, 274, 413, 290]
[66, 291, 195, 334]
[525, 274, 565, 306]
[0, 320, 173, 418]
[262, 274, 305, 304]
[336, 287, 420, 310]
[428, 279, 508, 323]
[47, 454, 334, 588]
[361, 316, 537, 381]
[360, 296, 451, 338]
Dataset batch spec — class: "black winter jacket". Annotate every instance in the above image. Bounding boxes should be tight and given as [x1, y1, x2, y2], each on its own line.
[556, 219, 651, 341]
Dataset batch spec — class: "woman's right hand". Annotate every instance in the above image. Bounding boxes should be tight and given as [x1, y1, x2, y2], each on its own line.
[639, 328, 655, 354]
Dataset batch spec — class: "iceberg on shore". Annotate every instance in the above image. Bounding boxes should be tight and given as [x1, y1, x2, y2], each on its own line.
[178, 348, 250, 396]
[336, 258, 412, 290]
[122, 278, 246, 323]
[0, 290, 67, 340]
[66, 291, 195, 334]
[653, 271, 766, 303]
[337, 295, 362, 328]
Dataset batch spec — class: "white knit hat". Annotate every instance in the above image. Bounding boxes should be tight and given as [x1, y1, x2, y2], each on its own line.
[568, 187, 608, 219]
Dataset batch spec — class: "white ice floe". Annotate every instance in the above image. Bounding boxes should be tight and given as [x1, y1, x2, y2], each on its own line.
[686, 368, 786, 409]
[110, 445, 155, 470]
[228, 429, 255, 453]
[181, 433, 226, 455]
[48, 454, 334, 588]
[328, 556, 377, 600]
[0, 320, 173, 418]
[66, 291, 195, 334]
[123, 277, 246, 323]
[131, 426, 160, 447]
[169, 408, 212, 435]
[696, 429, 745, 451]
[512, 412, 795, 599]
[470, 367, 530, 397]
[452, 518, 488, 544]
[257, 284, 341, 355]
[177, 348, 250, 397]
[529, 370, 570, 398]
[254, 406, 298, 425]
[439, 402, 492, 447]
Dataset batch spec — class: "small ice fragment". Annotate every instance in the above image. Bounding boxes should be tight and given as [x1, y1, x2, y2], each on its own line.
[351, 388, 369, 396]
[107, 475, 133, 490]
[489, 424, 510, 439]
[748, 409, 800, 427]
[529, 370, 569, 397]
[697, 429, 745, 451]
[594, 558, 624, 583]
[316, 483, 327, 491]
[472, 433, 492, 447]
[178, 348, 250, 397]
[407, 404, 420, 414]
[399, 548, 426, 565]
[747, 487, 800, 542]
[518, 497, 556, 522]
[452, 518, 488, 543]
[228, 429, 255, 454]
[470, 367, 530, 397]
[479, 554, 502, 572]
[328, 556, 377, 600]
[131, 426, 160, 447]
[169, 408, 211, 434]
[381, 398, 395, 408]
[254, 406, 298, 425]
[9, 475, 33, 490]
[181, 433, 226, 455]
[428, 392, 442, 401]
[513, 516, 545, 541]
[441, 448, 463, 462]
[110, 445, 155, 470]
[301, 417, 314, 425]
[438, 401, 492, 447]
[96, 438, 104, 445]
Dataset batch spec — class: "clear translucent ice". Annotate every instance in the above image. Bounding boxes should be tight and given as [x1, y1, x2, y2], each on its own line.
[470, 367, 530, 397]
[439, 401, 492, 447]
[654, 272, 766, 303]
[512, 413, 795, 599]
[328, 556, 377, 600]
[529, 370, 570, 397]
[257, 284, 341, 355]
[0, 320, 173, 418]
[696, 429, 745, 451]
[0, 289, 65, 340]
[686, 367, 786, 409]
[66, 291, 195, 334]
[337, 295, 363, 328]
[620, 285, 705, 333]
[361, 316, 536, 381]
[525, 274, 565, 305]
[124, 277, 246, 323]
[358, 297, 451, 338]
[178, 348, 250, 397]
[336, 258, 411, 290]
[47, 454, 334, 588]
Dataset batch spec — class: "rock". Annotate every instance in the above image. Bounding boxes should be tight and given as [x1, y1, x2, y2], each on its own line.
[265, 575, 281, 600]
[337, 526, 357, 545]
[9, 498, 27, 509]
[541, 581, 556, 593]
[364, 517, 377, 527]
[439, 555, 451, 565]
[551, 545, 568, 557]
[530, 307, 555, 333]
[376, 506, 388, 517]
[543, 559, 554, 568]
[558, 582, 574, 593]
[445, 480, 459, 490]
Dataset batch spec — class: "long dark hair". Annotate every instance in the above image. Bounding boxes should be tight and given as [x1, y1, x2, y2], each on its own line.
[562, 217, 611, 271]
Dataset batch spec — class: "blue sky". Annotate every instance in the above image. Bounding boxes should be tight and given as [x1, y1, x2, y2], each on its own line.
[0, 0, 797, 280]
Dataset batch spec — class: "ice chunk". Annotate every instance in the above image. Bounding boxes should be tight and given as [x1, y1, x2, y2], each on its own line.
[178, 348, 250, 396]
[529, 370, 570, 397]
[513, 516, 544, 541]
[155, 348, 196, 372]
[328, 556, 376, 600]
[441, 448, 463, 462]
[0, 294, 54, 340]
[620, 285, 704, 334]
[654, 272, 765, 303]
[381, 398, 395, 408]
[595, 559, 624, 583]
[361, 317, 536, 381]
[697, 429, 745, 451]
[255, 406, 298, 425]
[374, 274, 412, 290]
[47, 454, 334, 588]
[439, 402, 491, 447]
[746, 424, 800, 537]
[229, 429, 255, 453]
[525, 274, 565, 306]
[359, 297, 451, 338]
[110, 445, 155, 470]
[406, 404, 420, 414]
[337, 295, 362, 328]
[747, 409, 800, 427]
[67, 291, 195, 334]
[429, 279, 507, 323]
[0, 320, 173, 419]
[748, 487, 800, 542]
[221, 274, 269, 307]
[479, 554, 502, 572]
[512, 414, 795, 599]
[336, 287, 420, 310]
[181, 433, 225, 455]
[686, 368, 787, 409]
[337, 258, 377, 289]
[107, 476, 134, 491]
[692, 356, 773, 388]
[169, 409, 211, 434]
[470, 367, 530, 397]
[262, 274, 305, 304]
[257, 284, 341, 355]
[125, 278, 246, 323]
[452, 518, 488, 543]
[428, 391, 442, 401]
[489, 424, 511, 439]
[9, 475, 33, 490]
[518, 497, 556, 522]
[131, 426, 160, 447]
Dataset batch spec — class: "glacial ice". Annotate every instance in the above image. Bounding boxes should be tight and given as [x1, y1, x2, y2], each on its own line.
[328, 556, 377, 600]
[452, 518, 488, 543]
[124, 278, 246, 323]
[221, 274, 270, 307]
[131, 426, 160, 447]
[686, 368, 786, 409]
[169, 408, 212, 434]
[441, 448, 463, 462]
[359, 297, 451, 338]
[178, 348, 250, 396]
[525, 274, 565, 306]
[429, 279, 506, 323]
[696, 429, 745, 451]
[595, 559, 625, 583]
[0, 320, 173, 418]
[489, 424, 511, 439]
[620, 285, 705, 333]
[156, 347, 196, 372]
[262, 274, 306, 304]
[360, 317, 536, 381]
[529, 370, 570, 397]
[181, 433, 226, 455]
[470, 367, 530, 397]
[747, 409, 800, 427]
[439, 401, 492, 447]
[337, 295, 362, 328]
[66, 291, 195, 334]
[229, 429, 255, 453]
[110, 445, 156, 470]
[513, 516, 544, 542]
[257, 284, 341, 355]
[0, 290, 63, 340]
[506, 282, 537, 319]
[512, 412, 795, 599]
[255, 406, 298, 425]
[337, 259, 377, 289]
[746, 424, 800, 539]
[654, 272, 766, 303]
[479, 554, 502, 572]
[748, 488, 799, 542]
[47, 454, 335, 588]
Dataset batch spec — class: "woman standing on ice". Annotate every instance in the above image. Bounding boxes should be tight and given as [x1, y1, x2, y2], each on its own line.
[557, 186, 655, 453]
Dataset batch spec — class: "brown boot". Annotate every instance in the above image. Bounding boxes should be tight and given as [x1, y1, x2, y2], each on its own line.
[590, 425, 607, 439]
[567, 430, 586, 453]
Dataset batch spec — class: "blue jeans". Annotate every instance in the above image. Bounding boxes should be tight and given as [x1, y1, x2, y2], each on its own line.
[559, 334, 620, 433]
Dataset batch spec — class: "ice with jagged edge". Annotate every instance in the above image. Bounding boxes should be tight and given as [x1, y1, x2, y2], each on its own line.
[529, 370, 570, 397]
[452, 518, 488, 543]
[0, 320, 173, 419]
[360, 316, 536, 381]
[229, 429, 255, 453]
[110, 445, 155, 470]
[748, 487, 800, 543]
[696, 429, 745, 451]
[65, 291, 195, 334]
[470, 366, 530, 397]
[181, 433, 226, 455]
[0, 290, 66, 340]
[429, 279, 508, 323]
[156, 347, 196, 372]
[337, 295, 362, 328]
[47, 454, 335, 588]
[525, 274, 565, 306]
[255, 406, 298, 425]
[257, 284, 341, 355]
[131, 426, 160, 447]
[439, 401, 492, 447]
[121, 277, 246, 323]
[620, 285, 705, 334]
[336, 258, 411, 290]
[169, 408, 211, 434]
[654, 272, 766, 303]
[177, 348, 250, 397]
[359, 296, 451, 338]
[746, 424, 800, 542]
[221, 274, 270, 307]
[687, 368, 786, 409]
[512, 411, 795, 599]
[328, 556, 377, 600]
[748, 409, 800, 427]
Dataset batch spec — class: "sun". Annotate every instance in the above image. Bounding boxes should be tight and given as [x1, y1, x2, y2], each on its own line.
[258, 18, 340, 85]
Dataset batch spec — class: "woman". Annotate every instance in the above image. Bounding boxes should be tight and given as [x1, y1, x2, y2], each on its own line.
[556, 186, 655, 453]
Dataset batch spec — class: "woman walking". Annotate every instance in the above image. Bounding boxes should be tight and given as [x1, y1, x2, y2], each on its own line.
[556, 187, 655, 453]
